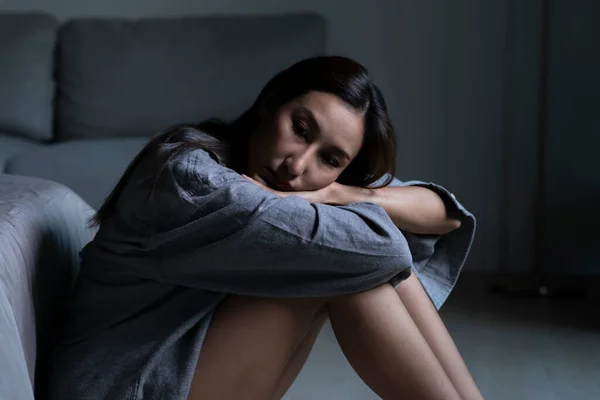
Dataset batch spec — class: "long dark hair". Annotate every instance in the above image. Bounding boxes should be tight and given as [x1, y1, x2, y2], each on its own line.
[90, 55, 396, 227]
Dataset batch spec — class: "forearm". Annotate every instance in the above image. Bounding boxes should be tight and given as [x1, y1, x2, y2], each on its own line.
[335, 185, 461, 235]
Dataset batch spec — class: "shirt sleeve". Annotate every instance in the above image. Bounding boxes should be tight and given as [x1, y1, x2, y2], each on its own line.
[375, 176, 476, 309]
[90, 149, 414, 298]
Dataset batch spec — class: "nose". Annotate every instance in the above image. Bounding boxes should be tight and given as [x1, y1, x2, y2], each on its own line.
[283, 149, 312, 178]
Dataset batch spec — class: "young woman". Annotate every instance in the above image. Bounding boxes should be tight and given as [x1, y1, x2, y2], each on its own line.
[50, 56, 482, 400]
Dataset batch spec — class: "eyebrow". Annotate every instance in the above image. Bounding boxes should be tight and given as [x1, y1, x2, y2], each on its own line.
[299, 106, 353, 161]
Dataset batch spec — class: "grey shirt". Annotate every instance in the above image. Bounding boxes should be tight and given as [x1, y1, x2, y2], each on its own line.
[49, 147, 475, 399]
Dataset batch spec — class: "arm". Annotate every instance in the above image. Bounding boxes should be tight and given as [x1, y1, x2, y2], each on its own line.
[250, 178, 462, 236]
[99, 149, 414, 297]
[332, 185, 462, 236]
[240, 174, 477, 309]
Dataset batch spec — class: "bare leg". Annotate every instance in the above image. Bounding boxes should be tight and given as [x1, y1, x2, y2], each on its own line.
[270, 309, 328, 399]
[396, 274, 484, 400]
[329, 284, 462, 400]
[188, 295, 326, 400]
[189, 284, 466, 400]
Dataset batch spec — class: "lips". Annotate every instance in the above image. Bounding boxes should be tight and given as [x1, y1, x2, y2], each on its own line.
[263, 167, 293, 191]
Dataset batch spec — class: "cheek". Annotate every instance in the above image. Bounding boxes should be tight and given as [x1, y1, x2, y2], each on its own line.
[305, 168, 340, 190]
[269, 118, 295, 155]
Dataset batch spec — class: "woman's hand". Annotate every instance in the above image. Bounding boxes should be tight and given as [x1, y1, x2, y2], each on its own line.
[242, 175, 344, 204]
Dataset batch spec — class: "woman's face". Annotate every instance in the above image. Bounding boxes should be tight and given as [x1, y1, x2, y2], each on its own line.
[247, 91, 365, 192]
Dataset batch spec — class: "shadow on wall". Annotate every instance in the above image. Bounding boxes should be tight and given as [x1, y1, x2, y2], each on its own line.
[542, 190, 600, 276]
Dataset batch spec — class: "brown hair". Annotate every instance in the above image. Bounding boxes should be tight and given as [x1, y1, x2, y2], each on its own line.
[91, 55, 396, 226]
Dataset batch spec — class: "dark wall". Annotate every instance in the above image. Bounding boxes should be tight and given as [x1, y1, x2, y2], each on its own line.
[1, 0, 514, 273]
[501, 0, 543, 274]
[542, 0, 600, 276]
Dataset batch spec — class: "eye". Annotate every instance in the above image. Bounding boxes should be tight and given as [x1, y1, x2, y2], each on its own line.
[322, 154, 340, 168]
[292, 120, 308, 139]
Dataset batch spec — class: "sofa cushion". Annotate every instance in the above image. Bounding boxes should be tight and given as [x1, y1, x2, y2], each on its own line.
[6, 138, 147, 209]
[56, 13, 326, 140]
[0, 13, 58, 141]
[0, 174, 95, 399]
[0, 134, 41, 172]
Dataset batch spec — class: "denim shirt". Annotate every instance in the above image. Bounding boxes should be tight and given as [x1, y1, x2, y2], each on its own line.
[49, 148, 475, 399]
[380, 176, 476, 308]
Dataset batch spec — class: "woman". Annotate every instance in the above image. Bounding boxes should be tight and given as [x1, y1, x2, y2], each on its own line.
[50, 56, 482, 400]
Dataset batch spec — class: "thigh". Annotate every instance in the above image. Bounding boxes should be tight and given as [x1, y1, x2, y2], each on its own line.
[396, 275, 484, 399]
[394, 274, 448, 336]
[394, 274, 453, 355]
[187, 295, 326, 400]
[271, 308, 329, 399]
[329, 283, 461, 400]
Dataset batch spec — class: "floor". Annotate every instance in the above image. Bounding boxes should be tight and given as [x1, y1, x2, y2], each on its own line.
[284, 274, 600, 400]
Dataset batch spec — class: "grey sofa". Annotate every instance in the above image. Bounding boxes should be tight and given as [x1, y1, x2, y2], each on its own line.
[0, 11, 326, 210]
[0, 11, 327, 398]
[0, 175, 96, 400]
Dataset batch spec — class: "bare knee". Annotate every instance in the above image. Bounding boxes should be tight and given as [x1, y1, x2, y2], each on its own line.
[224, 295, 327, 320]
[327, 283, 395, 308]
[188, 295, 328, 400]
[189, 289, 391, 400]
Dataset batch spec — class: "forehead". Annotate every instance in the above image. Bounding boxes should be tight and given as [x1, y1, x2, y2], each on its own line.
[292, 91, 364, 157]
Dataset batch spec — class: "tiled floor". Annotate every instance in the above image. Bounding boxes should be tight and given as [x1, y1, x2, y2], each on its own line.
[284, 275, 600, 399]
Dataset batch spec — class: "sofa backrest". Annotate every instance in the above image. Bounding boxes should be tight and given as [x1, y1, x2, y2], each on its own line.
[55, 13, 326, 140]
[0, 13, 58, 142]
